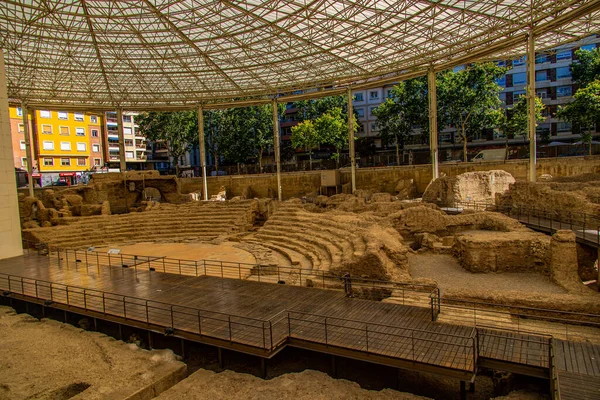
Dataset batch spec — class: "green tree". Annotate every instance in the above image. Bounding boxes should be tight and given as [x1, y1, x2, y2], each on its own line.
[219, 107, 256, 174]
[558, 79, 600, 155]
[251, 104, 274, 173]
[136, 111, 198, 176]
[315, 107, 352, 167]
[294, 96, 347, 121]
[373, 77, 429, 165]
[496, 95, 546, 159]
[572, 47, 600, 87]
[291, 120, 320, 170]
[204, 109, 226, 174]
[438, 63, 507, 161]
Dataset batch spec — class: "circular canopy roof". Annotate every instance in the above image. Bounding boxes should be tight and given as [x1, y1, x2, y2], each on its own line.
[1, 0, 600, 110]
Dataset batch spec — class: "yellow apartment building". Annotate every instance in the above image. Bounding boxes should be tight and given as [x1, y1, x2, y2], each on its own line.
[9, 107, 103, 186]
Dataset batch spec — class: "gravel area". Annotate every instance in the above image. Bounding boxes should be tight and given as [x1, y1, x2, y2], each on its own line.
[0, 306, 185, 400]
[408, 253, 567, 295]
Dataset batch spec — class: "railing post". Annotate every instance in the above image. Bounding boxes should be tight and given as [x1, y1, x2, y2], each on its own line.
[198, 311, 202, 336]
[85, 251, 88, 271]
[258, 265, 261, 282]
[96, 252, 100, 272]
[146, 301, 149, 323]
[299, 268, 302, 286]
[269, 321, 273, 350]
[35, 280, 38, 298]
[163, 258, 166, 273]
[324, 318, 328, 345]
[322, 271, 325, 288]
[66, 250, 69, 268]
[123, 297, 127, 319]
[365, 325, 369, 353]
[83, 289, 87, 310]
[108, 253, 111, 267]
[178, 259, 182, 275]
[195, 261, 198, 277]
[204, 260, 207, 276]
[66, 286, 69, 305]
[411, 330, 415, 361]
[287, 312, 291, 336]
[170, 305, 174, 328]
[239, 263, 242, 280]
[228, 316, 232, 342]
[102, 292, 106, 314]
[221, 261, 224, 279]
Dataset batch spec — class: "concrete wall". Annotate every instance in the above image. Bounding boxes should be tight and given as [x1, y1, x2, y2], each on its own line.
[0, 50, 23, 259]
[180, 157, 600, 199]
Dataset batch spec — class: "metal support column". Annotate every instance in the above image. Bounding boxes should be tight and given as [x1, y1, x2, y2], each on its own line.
[197, 105, 208, 200]
[272, 99, 282, 201]
[347, 87, 356, 193]
[427, 67, 439, 181]
[527, 32, 537, 182]
[116, 108, 126, 172]
[20, 102, 34, 197]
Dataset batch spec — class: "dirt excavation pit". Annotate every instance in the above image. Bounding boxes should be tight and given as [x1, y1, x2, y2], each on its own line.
[0, 306, 186, 400]
[408, 253, 567, 296]
[93, 242, 259, 265]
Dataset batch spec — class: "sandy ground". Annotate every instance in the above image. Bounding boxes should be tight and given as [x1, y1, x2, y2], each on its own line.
[0, 306, 185, 400]
[94, 241, 257, 264]
[408, 254, 566, 295]
[156, 369, 429, 400]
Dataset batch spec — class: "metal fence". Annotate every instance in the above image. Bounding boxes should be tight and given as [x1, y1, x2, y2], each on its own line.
[50, 247, 439, 308]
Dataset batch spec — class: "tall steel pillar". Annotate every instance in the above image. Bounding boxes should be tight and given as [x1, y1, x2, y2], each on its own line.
[21, 102, 34, 197]
[272, 99, 282, 201]
[527, 32, 537, 182]
[116, 108, 126, 172]
[427, 67, 439, 180]
[347, 87, 356, 193]
[197, 105, 208, 200]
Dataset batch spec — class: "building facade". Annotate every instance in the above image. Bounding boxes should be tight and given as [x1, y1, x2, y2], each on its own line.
[104, 111, 147, 171]
[9, 107, 104, 186]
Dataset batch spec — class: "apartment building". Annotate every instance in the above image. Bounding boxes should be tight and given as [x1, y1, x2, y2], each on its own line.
[9, 107, 104, 186]
[104, 111, 147, 171]
[351, 35, 600, 157]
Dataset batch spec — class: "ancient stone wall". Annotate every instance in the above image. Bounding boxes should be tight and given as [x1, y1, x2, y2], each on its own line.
[422, 170, 515, 205]
[179, 156, 600, 200]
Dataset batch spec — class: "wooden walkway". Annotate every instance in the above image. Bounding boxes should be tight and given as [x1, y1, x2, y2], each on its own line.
[1, 252, 595, 393]
[554, 339, 600, 399]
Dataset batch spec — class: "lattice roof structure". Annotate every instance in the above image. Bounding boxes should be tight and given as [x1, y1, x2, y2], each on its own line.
[1, 0, 600, 110]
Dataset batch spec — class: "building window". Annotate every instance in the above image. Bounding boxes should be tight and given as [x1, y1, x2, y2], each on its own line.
[535, 70, 548, 82]
[42, 124, 52, 134]
[386, 89, 393, 98]
[557, 85, 572, 97]
[356, 108, 365, 118]
[90, 115, 98, 123]
[94, 158, 101, 166]
[77, 158, 86, 166]
[60, 142, 71, 151]
[75, 127, 86, 136]
[16, 107, 23, 116]
[20, 140, 26, 150]
[535, 54, 549, 64]
[512, 72, 527, 85]
[77, 142, 86, 152]
[91, 129, 99, 137]
[536, 90, 548, 99]
[580, 44, 596, 51]
[43, 141, 54, 150]
[513, 56, 526, 66]
[126, 151, 134, 159]
[497, 76, 506, 86]
[556, 67, 571, 79]
[18, 123, 24, 133]
[123, 115, 132, 123]
[124, 127, 132, 135]
[92, 144, 100, 152]
[21, 157, 27, 167]
[370, 123, 378, 131]
[61, 158, 71, 166]
[59, 126, 70, 136]
[512, 90, 526, 101]
[369, 91, 379, 100]
[58, 111, 68, 120]
[74, 112, 84, 121]
[556, 50, 571, 61]
[40, 110, 51, 118]
[557, 122, 571, 132]
[43, 158, 54, 166]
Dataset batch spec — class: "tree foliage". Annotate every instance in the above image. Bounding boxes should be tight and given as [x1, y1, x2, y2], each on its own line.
[438, 62, 507, 161]
[572, 47, 600, 87]
[373, 77, 429, 164]
[558, 79, 600, 155]
[136, 111, 198, 174]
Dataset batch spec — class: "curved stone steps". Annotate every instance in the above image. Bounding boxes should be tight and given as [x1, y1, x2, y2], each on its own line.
[244, 239, 313, 270]
[257, 226, 341, 265]
[41, 233, 223, 249]
[266, 214, 367, 257]
[264, 219, 357, 261]
[253, 232, 325, 270]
